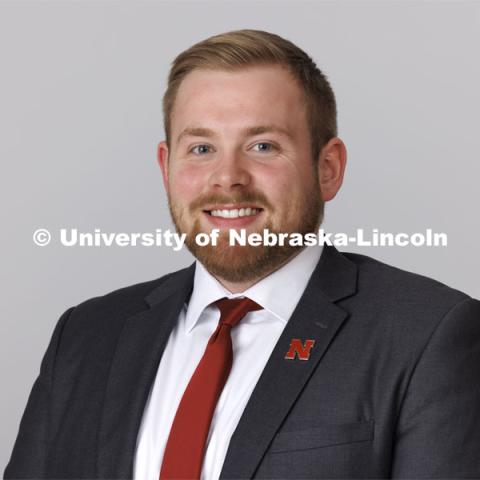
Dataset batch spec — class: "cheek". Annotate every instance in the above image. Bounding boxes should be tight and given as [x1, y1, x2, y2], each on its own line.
[169, 164, 206, 199]
[259, 169, 298, 206]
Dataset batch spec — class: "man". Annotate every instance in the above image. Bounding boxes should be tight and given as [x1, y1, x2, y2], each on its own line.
[4, 29, 480, 480]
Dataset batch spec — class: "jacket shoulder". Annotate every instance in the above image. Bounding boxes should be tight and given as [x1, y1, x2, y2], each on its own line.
[340, 250, 472, 311]
[61, 265, 193, 337]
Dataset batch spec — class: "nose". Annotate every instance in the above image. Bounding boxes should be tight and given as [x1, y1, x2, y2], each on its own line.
[208, 151, 252, 191]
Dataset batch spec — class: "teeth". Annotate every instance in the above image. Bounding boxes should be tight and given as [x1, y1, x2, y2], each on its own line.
[210, 208, 260, 218]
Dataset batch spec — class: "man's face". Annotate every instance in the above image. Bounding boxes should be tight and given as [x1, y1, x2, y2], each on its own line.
[159, 65, 324, 283]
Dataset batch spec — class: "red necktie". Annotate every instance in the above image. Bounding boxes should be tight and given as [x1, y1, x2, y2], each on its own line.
[159, 297, 262, 480]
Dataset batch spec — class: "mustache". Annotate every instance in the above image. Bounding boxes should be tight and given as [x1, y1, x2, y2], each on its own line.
[189, 190, 274, 212]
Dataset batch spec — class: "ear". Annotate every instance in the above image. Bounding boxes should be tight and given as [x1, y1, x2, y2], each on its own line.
[317, 137, 347, 202]
[157, 140, 170, 195]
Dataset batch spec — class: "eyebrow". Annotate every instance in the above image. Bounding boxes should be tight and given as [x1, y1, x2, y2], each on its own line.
[176, 125, 294, 145]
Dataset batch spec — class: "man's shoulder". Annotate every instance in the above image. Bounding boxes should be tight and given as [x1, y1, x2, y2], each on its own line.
[62, 264, 193, 335]
[78, 269, 182, 309]
[338, 249, 474, 318]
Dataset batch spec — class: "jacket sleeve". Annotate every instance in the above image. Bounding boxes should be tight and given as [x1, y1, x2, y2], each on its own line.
[391, 297, 480, 478]
[3, 306, 75, 480]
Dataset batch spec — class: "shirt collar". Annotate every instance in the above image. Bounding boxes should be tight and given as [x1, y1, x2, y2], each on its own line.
[185, 245, 323, 333]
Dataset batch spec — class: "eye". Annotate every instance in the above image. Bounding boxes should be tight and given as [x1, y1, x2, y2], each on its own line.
[252, 142, 276, 153]
[190, 144, 212, 155]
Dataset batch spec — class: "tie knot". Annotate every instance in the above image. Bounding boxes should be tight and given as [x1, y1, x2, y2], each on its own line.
[214, 297, 263, 328]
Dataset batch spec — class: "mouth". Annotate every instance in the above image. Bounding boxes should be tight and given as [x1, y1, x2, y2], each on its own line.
[202, 204, 264, 228]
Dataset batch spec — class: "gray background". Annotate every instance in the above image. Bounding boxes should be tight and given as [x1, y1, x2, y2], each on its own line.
[1, 0, 479, 467]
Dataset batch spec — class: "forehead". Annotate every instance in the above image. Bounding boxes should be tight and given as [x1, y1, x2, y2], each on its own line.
[170, 65, 307, 140]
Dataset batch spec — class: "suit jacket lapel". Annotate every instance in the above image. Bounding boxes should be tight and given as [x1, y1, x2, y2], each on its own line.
[96, 263, 196, 479]
[219, 245, 358, 479]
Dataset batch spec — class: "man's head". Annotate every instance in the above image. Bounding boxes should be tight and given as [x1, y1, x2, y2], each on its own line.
[157, 30, 346, 291]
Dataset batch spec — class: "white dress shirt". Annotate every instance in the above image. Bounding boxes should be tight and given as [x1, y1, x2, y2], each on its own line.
[133, 245, 323, 480]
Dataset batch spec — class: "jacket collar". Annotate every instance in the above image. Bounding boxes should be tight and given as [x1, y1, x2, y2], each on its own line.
[145, 244, 357, 308]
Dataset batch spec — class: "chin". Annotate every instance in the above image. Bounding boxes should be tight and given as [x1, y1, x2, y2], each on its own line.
[188, 241, 303, 283]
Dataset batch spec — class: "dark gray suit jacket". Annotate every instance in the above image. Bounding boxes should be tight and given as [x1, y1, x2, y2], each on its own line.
[4, 246, 480, 479]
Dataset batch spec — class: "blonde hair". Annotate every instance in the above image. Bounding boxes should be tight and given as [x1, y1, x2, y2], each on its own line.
[163, 29, 337, 160]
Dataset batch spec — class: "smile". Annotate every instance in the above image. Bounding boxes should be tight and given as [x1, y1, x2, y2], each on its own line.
[208, 207, 262, 218]
[202, 205, 264, 228]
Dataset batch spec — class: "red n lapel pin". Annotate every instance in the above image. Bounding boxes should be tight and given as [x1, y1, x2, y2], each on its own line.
[284, 339, 315, 360]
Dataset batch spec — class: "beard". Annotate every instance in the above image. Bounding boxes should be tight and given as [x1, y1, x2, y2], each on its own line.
[167, 173, 324, 284]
